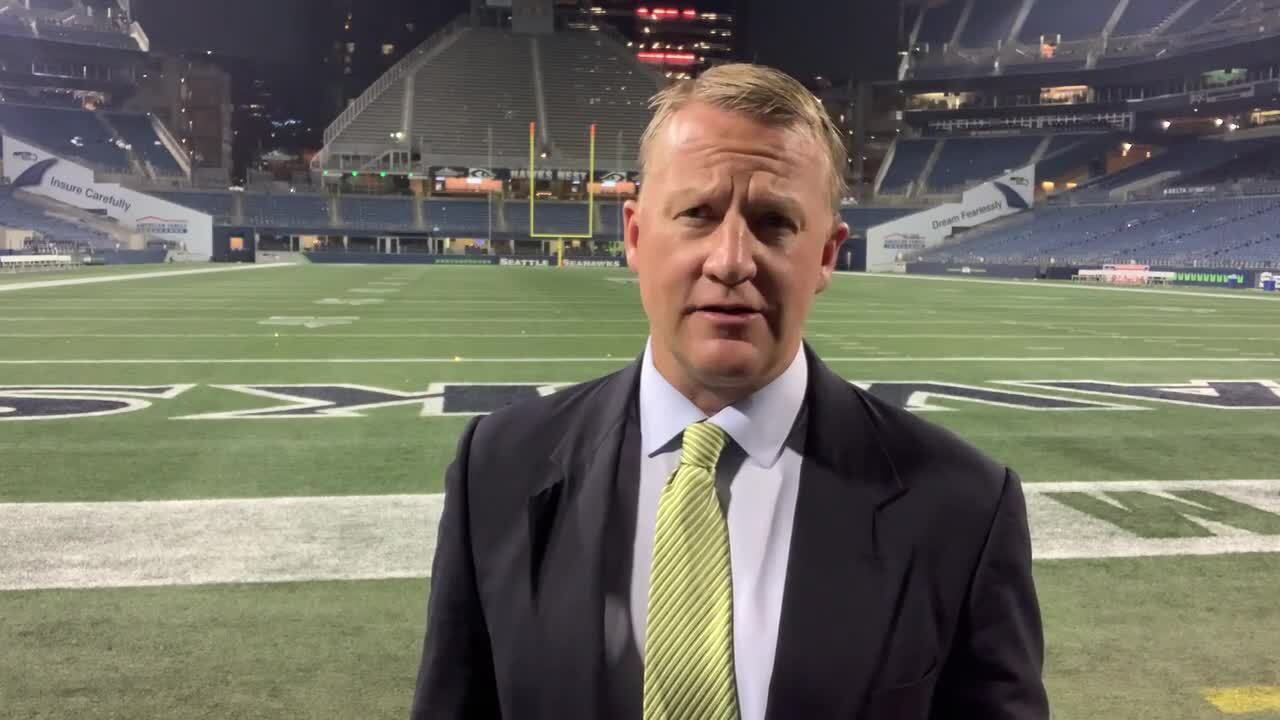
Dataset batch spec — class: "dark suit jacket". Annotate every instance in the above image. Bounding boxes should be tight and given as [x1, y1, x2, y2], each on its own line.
[411, 345, 1050, 719]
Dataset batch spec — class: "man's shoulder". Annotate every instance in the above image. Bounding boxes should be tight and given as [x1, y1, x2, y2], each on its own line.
[467, 367, 628, 454]
[850, 383, 1011, 505]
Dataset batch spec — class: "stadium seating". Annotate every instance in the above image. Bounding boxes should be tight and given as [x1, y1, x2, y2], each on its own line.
[879, 139, 936, 195]
[922, 197, 1280, 264]
[151, 191, 236, 222]
[917, 0, 966, 45]
[0, 104, 131, 172]
[411, 27, 539, 167]
[840, 206, 918, 230]
[1081, 141, 1260, 192]
[320, 25, 659, 173]
[424, 199, 494, 234]
[1018, 0, 1118, 41]
[1112, 0, 1184, 35]
[507, 201, 590, 236]
[916, 0, 965, 45]
[0, 193, 112, 247]
[340, 196, 418, 231]
[242, 194, 331, 228]
[104, 113, 184, 176]
[925, 136, 1041, 192]
[958, 0, 1021, 47]
[33, 19, 138, 50]
[536, 32, 661, 168]
[1165, 0, 1238, 34]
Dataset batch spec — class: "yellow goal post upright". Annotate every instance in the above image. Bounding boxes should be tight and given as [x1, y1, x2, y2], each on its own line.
[528, 121, 596, 265]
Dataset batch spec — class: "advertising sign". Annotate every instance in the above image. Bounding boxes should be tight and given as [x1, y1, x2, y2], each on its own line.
[4, 134, 212, 258]
[865, 165, 1035, 272]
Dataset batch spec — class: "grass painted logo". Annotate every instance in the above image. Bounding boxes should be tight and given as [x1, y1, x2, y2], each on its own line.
[136, 215, 189, 235]
[3, 380, 1278, 421]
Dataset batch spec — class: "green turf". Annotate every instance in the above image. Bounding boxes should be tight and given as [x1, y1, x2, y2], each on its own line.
[1, 264, 1277, 718]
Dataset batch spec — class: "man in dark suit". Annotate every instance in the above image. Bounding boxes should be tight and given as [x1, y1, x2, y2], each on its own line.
[412, 63, 1049, 720]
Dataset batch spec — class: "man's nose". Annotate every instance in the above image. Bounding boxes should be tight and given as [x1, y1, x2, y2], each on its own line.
[704, 211, 757, 286]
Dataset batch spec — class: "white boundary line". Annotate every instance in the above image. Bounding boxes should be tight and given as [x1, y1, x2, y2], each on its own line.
[0, 263, 296, 293]
[837, 271, 1280, 301]
[3, 480, 1278, 590]
[1, 356, 1279, 364]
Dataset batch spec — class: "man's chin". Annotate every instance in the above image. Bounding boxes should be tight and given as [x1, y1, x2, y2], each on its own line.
[685, 338, 770, 386]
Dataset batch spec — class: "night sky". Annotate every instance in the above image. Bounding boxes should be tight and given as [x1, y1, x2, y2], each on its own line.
[135, 0, 902, 81]
[134, 0, 310, 65]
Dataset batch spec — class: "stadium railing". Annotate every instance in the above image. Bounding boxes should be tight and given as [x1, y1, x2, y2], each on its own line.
[316, 16, 467, 167]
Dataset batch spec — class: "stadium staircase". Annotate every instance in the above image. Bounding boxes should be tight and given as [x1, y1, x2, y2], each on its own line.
[93, 113, 147, 177]
[916, 140, 946, 198]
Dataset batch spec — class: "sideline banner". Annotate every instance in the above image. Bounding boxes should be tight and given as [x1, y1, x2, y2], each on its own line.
[866, 165, 1036, 272]
[4, 134, 212, 258]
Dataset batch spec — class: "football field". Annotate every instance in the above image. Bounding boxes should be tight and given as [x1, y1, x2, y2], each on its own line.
[1, 262, 1278, 719]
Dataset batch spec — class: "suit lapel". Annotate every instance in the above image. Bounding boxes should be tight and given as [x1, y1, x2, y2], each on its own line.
[766, 347, 909, 720]
[524, 358, 641, 718]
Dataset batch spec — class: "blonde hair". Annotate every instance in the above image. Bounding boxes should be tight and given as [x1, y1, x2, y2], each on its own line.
[639, 63, 849, 211]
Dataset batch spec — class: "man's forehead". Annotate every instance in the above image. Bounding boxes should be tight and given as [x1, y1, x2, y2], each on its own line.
[647, 104, 823, 185]
[660, 103, 816, 157]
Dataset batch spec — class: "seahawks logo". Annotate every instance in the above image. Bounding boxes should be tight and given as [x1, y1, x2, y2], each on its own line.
[4, 381, 1279, 421]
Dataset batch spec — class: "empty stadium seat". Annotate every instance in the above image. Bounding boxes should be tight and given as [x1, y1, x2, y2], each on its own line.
[242, 194, 331, 228]
[922, 197, 1280, 265]
[0, 193, 113, 247]
[917, 0, 966, 45]
[507, 202, 590, 236]
[412, 28, 540, 167]
[1019, 0, 1119, 41]
[879, 140, 936, 195]
[926, 136, 1040, 192]
[840, 207, 919, 231]
[958, 0, 1021, 47]
[0, 104, 131, 172]
[424, 199, 493, 234]
[151, 192, 235, 222]
[1112, 0, 1184, 35]
[340, 196, 417, 230]
[1166, 0, 1237, 34]
[536, 32, 661, 168]
[105, 114, 184, 176]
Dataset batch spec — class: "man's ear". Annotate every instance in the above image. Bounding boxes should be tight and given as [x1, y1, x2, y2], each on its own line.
[623, 199, 641, 274]
[816, 219, 849, 294]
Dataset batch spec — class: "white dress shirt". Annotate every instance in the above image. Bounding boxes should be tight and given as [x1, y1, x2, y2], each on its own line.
[633, 341, 807, 720]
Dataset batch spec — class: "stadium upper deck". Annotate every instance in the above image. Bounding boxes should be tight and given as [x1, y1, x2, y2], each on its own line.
[312, 18, 664, 179]
[904, 0, 1280, 80]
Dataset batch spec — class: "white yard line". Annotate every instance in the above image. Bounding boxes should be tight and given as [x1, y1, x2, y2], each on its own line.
[2, 480, 1277, 590]
[838, 271, 1280, 302]
[0, 263, 296, 293]
[1, 356, 1278, 365]
[0, 317, 1274, 328]
[0, 332, 1272, 341]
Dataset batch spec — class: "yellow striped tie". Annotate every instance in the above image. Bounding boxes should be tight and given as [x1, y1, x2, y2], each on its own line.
[643, 421, 739, 720]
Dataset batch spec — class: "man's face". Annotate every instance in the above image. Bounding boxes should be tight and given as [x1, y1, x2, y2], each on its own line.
[624, 102, 848, 398]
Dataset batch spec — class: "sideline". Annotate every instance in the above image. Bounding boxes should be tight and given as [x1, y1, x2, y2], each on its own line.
[0, 263, 297, 293]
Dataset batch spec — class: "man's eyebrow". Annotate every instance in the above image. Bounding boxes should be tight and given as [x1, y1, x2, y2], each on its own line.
[751, 192, 805, 221]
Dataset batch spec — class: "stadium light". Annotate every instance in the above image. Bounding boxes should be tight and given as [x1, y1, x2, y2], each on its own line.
[1161, 120, 1172, 130]
[1214, 118, 1224, 127]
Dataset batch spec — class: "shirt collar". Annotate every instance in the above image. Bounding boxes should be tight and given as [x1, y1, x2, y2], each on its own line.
[639, 339, 807, 468]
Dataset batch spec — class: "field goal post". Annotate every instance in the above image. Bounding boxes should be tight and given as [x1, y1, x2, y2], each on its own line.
[529, 122, 596, 265]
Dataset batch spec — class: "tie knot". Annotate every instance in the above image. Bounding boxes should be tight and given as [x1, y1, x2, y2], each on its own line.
[680, 421, 727, 470]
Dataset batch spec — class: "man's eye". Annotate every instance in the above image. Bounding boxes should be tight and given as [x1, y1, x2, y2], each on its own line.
[678, 206, 711, 220]
[760, 212, 796, 230]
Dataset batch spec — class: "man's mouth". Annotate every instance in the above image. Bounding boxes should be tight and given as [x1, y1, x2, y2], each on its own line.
[692, 304, 763, 317]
